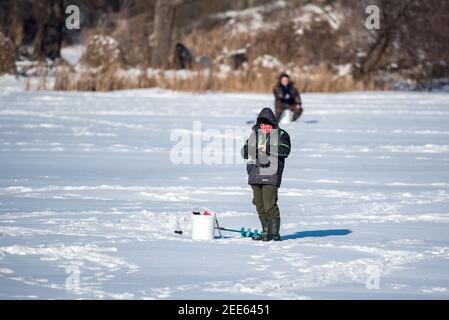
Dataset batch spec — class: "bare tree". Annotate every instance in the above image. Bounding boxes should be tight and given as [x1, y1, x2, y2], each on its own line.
[352, 0, 408, 79]
[32, 0, 65, 60]
[351, 0, 449, 82]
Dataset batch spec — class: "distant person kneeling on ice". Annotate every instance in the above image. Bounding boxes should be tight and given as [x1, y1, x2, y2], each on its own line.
[273, 72, 303, 122]
[242, 108, 291, 241]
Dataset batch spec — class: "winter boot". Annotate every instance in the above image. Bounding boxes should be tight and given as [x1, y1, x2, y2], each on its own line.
[264, 218, 281, 241]
[272, 218, 282, 241]
[262, 219, 273, 242]
[252, 216, 268, 241]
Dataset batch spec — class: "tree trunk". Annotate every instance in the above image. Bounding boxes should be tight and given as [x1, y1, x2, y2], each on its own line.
[151, 0, 176, 68]
[353, 1, 409, 80]
[33, 0, 64, 60]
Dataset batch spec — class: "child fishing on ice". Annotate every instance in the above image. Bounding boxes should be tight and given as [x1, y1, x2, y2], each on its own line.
[242, 108, 291, 241]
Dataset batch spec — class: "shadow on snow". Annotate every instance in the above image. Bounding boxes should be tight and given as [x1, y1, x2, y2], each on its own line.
[282, 229, 352, 241]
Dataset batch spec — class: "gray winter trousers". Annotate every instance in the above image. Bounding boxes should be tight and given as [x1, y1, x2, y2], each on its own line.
[251, 184, 280, 220]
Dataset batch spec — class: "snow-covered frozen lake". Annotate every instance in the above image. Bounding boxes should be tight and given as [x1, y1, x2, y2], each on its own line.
[0, 87, 449, 299]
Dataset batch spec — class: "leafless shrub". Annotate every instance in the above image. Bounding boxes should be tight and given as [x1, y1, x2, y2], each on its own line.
[0, 32, 16, 74]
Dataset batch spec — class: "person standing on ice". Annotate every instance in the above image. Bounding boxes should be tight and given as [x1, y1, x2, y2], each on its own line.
[242, 108, 291, 241]
[273, 72, 303, 121]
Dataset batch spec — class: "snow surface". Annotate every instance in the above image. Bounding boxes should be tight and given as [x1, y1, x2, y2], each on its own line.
[0, 87, 449, 299]
[213, 0, 287, 35]
[61, 45, 85, 65]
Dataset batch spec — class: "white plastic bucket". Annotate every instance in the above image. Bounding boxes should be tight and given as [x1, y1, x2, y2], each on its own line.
[191, 210, 216, 241]
[279, 109, 292, 125]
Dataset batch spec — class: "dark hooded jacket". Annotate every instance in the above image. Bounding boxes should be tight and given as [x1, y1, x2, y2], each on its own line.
[241, 108, 291, 187]
[273, 72, 302, 108]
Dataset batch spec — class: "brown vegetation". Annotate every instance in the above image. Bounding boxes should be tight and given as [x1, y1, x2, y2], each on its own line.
[4, 0, 449, 92]
[49, 63, 377, 93]
[0, 32, 16, 74]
